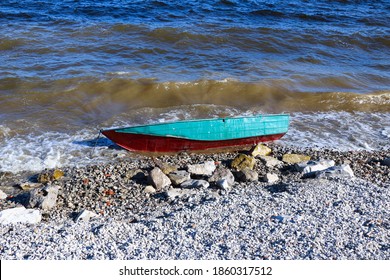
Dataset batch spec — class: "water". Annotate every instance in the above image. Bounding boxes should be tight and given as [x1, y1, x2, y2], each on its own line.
[1, 0, 389, 172]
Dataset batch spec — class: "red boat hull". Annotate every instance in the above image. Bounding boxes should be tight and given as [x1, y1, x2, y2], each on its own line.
[102, 130, 285, 153]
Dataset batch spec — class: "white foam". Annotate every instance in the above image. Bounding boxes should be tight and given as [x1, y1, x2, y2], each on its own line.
[1, 110, 389, 173]
[0, 129, 115, 173]
[281, 111, 390, 151]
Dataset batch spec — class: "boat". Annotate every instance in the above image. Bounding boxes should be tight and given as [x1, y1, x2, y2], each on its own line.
[101, 114, 289, 153]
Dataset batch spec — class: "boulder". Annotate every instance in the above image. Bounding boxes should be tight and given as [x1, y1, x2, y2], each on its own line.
[0, 207, 41, 225]
[250, 144, 272, 157]
[209, 167, 235, 187]
[231, 154, 256, 171]
[187, 161, 216, 176]
[29, 185, 59, 210]
[149, 167, 171, 191]
[168, 170, 191, 186]
[315, 164, 355, 178]
[180, 179, 209, 189]
[159, 163, 179, 175]
[259, 156, 283, 168]
[282, 154, 311, 164]
[235, 168, 259, 182]
[264, 173, 279, 183]
[75, 209, 98, 222]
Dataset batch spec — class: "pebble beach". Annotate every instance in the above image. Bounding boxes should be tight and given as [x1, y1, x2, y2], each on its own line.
[0, 144, 389, 260]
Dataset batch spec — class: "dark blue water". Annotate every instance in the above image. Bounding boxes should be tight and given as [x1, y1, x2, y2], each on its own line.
[0, 0, 389, 172]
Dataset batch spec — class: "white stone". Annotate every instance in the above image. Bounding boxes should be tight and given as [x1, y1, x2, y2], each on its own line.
[180, 179, 210, 189]
[75, 209, 98, 222]
[216, 179, 232, 191]
[0, 190, 7, 199]
[265, 173, 279, 183]
[29, 185, 59, 210]
[168, 170, 191, 185]
[149, 167, 171, 191]
[296, 160, 335, 175]
[0, 207, 41, 225]
[143, 185, 156, 194]
[187, 161, 216, 176]
[316, 164, 355, 178]
[209, 167, 235, 186]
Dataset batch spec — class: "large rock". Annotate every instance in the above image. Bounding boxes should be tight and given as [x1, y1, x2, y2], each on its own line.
[187, 161, 216, 176]
[282, 154, 311, 164]
[235, 168, 259, 182]
[259, 156, 283, 168]
[29, 185, 59, 210]
[168, 170, 191, 186]
[295, 160, 335, 176]
[149, 167, 171, 191]
[250, 144, 272, 157]
[0, 207, 41, 225]
[158, 163, 179, 175]
[315, 164, 355, 178]
[180, 179, 209, 189]
[231, 154, 256, 171]
[209, 167, 235, 187]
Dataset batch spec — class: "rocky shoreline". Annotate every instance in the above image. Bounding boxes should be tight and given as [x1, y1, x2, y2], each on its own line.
[0, 143, 389, 260]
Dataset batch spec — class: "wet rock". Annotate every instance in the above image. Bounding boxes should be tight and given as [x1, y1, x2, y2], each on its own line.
[209, 167, 235, 187]
[259, 156, 283, 168]
[295, 160, 335, 176]
[231, 154, 256, 171]
[264, 173, 279, 183]
[250, 144, 272, 157]
[180, 179, 209, 189]
[168, 170, 191, 186]
[282, 154, 311, 164]
[29, 185, 59, 210]
[187, 161, 216, 176]
[235, 168, 259, 182]
[149, 167, 171, 191]
[0, 190, 8, 199]
[0, 206, 41, 225]
[315, 164, 355, 178]
[75, 209, 98, 222]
